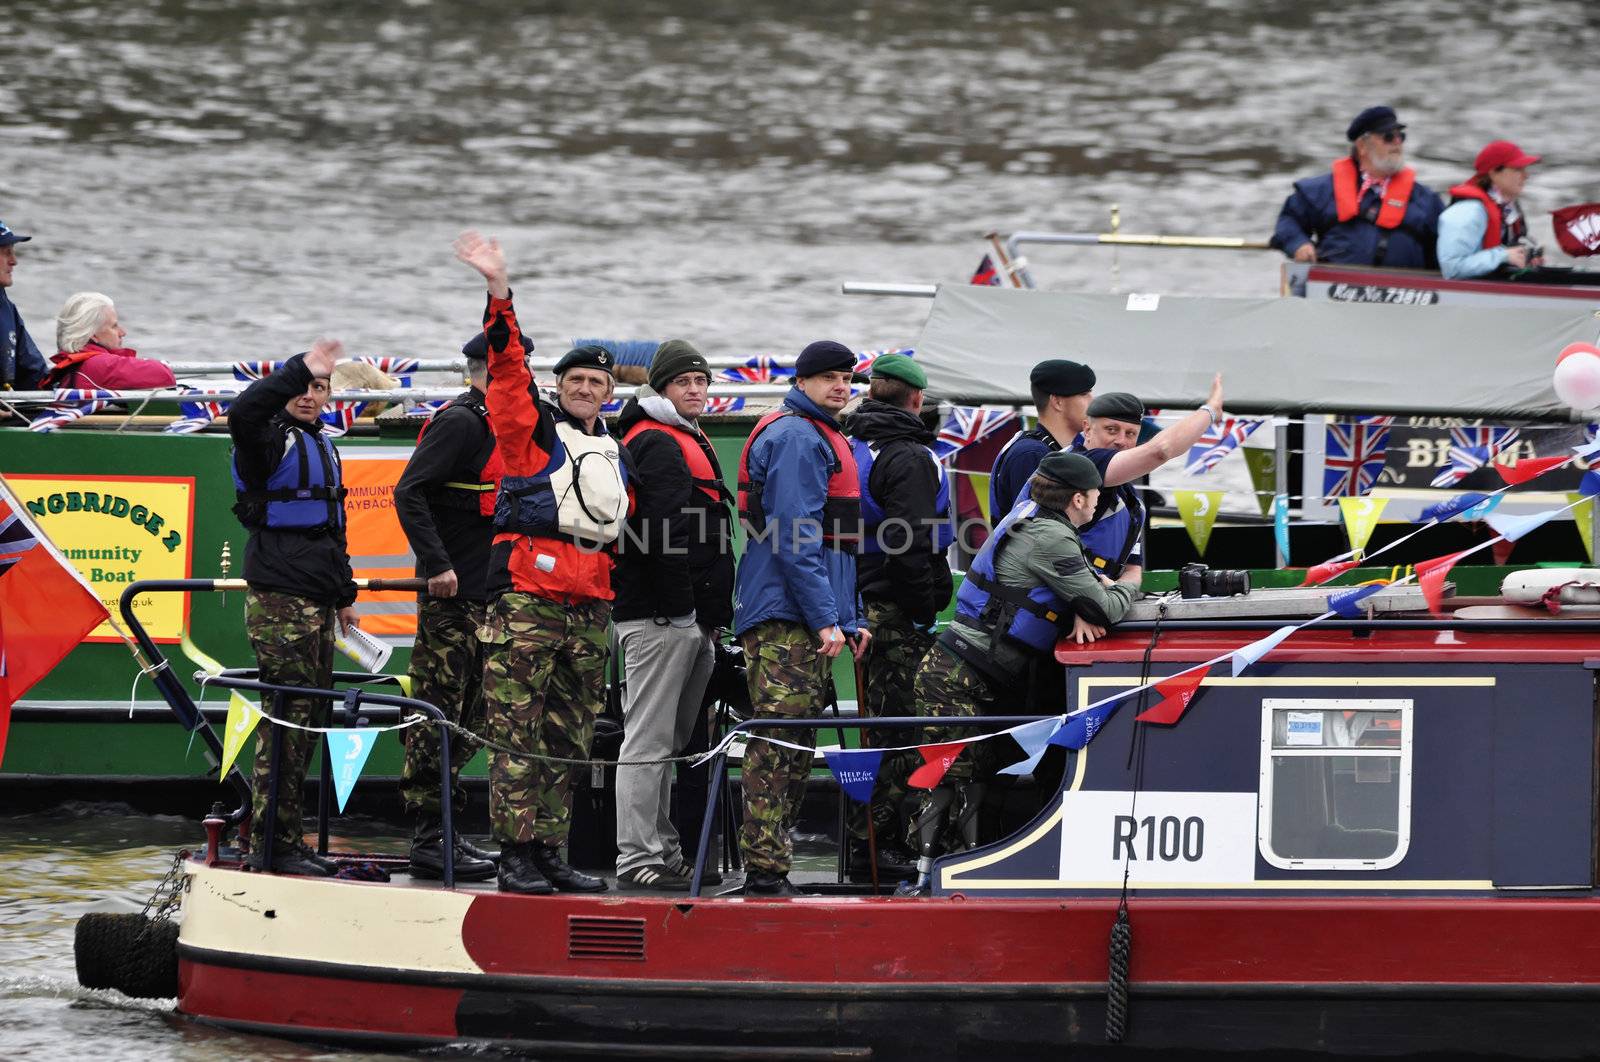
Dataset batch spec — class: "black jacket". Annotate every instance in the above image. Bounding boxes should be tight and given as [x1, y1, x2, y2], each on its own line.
[229, 354, 357, 608]
[611, 396, 734, 629]
[394, 389, 497, 601]
[846, 399, 954, 627]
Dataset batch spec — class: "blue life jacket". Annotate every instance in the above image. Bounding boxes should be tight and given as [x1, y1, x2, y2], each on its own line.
[231, 424, 346, 531]
[953, 499, 1075, 653]
[852, 437, 954, 554]
[1078, 484, 1144, 579]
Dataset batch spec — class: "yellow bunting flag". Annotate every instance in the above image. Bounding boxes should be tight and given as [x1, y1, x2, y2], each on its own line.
[1176, 491, 1224, 555]
[1338, 496, 1388, 556]
[967, 471, 993, 526]
[1570, 494, 1595, 564]
[181, 627, 263, 779]
[1241, 446, 1278, 519]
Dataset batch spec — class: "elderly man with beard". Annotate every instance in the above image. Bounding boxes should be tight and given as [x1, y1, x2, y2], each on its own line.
[1271, 105, 1443, 269]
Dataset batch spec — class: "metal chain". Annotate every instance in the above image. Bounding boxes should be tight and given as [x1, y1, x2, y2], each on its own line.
[137, 850, 189, 929]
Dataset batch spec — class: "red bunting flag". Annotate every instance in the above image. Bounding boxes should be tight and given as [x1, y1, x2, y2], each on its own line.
[1552, 203, 1600, 258]
[1302, 558, 1360, 587]
[906, 740, 970, 789]
[1496, 455, 1569, 485]
[1135, 666, 1211, 726]
[1416, 549, 1470, 614]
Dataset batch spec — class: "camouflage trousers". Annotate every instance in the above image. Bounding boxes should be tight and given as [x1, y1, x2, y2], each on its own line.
[399, 596, 487, 831]
[738, 620, 833, 875]
[909, 643, 1006, 784]
[849, 599, 933, 842]
[481, 592, 610, 847]
[245, 589, 336, 851]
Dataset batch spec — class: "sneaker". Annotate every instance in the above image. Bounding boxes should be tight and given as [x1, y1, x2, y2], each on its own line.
[665, 855, 723, 886]
[616, 864, 692, 893]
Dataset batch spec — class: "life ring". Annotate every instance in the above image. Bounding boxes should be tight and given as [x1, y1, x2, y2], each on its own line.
[1501, 569, 1600, 613]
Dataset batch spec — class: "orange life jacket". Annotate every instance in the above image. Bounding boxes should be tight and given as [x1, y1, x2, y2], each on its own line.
[1331, 156, 1417, 229]
[415, 392, 501, 518]
[737, 408, 862, 552]
[621, 418, 730, 507]
[41, 348, 100, 389]
[1447, 182, 1524, 249]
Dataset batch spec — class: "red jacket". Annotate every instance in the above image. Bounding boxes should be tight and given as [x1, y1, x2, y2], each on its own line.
[43, 344, 177, 390]
[481, 294, 616, 604]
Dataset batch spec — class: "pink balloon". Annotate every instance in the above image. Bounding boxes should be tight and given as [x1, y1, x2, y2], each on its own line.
[1553, 350, 1600, 409]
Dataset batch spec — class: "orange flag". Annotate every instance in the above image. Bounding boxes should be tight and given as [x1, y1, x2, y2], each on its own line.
[1135, 666, 1211, 726]
[1416, 550, 1470, 614]
[1302, 558, 1360, 587]
[906, 741, 969, 789]
[1497, 455, 1569, 485]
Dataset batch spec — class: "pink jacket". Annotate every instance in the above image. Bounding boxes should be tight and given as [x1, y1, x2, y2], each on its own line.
[43, 344, 177, 390]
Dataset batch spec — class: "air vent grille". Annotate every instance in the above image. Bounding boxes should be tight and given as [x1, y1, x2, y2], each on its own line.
[568, 915, 646, 961]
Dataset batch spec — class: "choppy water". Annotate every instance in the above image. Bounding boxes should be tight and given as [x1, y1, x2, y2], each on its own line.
[5, 1, 1600, 1056]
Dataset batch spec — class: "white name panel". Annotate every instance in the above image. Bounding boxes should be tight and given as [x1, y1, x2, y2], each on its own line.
[1057, 790, 1258, 884]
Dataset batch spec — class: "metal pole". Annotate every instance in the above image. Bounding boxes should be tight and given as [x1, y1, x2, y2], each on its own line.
[260, 691, 286, 871]
[689, 749, 728, 899]
[439, 722, 455, 890]
[1273, 415, 1291, 568]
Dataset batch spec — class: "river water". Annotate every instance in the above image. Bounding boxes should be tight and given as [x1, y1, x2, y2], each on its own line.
[4, 1, 1600, 1057]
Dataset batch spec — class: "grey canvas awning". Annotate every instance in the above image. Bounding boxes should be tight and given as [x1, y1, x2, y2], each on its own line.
[913, 286, 1600, 419]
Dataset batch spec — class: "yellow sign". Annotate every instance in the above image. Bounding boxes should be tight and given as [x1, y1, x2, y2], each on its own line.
[8, 474, 194, 643]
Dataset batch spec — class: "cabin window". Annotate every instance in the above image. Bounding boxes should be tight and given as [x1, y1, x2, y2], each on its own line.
[1258, 698, 1412, 871]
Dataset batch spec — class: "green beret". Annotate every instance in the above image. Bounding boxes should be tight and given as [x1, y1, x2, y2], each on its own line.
[553, 344, 615, 377]
[1035, 451, 1102, 491]
[1086, 391, 1144, 425]
[870, 353, 926, 389]
[1029, 358, 1095, 396]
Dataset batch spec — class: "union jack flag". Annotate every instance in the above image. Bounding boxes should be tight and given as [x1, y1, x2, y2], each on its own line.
[704, 396, 746, 414]
[0, 495, 38, 578]
[28, 389, 118, 433]
[405, 400, 449, 418]
[1430, 425, 1521, 487]
[319, 402, 366, 437]
[356, 356, 419, 376]
[719, 356, 795, 384]
[1322, 416, 1393, 497]
[971, 254, 1003, 286]
[933, 405, 1020, 462]
[854, 348, 912, 376]
[1183, 417, 1264, 475]
[164, 387, 232, 434]
[232, 360, 285, 381]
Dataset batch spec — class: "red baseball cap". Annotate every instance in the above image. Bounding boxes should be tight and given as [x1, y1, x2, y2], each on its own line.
[1474, 140, 1541, 174]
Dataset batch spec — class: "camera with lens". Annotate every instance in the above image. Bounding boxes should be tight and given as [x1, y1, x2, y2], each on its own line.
[1178, 562, 1250, 600]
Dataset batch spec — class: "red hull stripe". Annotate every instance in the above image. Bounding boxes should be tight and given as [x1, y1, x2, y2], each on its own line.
[179, 955, 461, 1038]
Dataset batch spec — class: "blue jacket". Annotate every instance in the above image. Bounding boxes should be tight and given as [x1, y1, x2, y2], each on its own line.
[0, 290, 45, 390]
[1437, 199, 1512, 279]
[733, 387, 860, 637]
[988, 426, 1058, 524]
[1271, 168, 1444, 269]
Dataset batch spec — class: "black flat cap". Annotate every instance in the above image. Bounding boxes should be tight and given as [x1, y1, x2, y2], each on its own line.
[1086, 391, 1144, 424]
[1036, 451, 1102, 490]
[553, 344, 616, 377]
[795, 340, 858, 378]
[1030, 358, 1096, 397]
[1347, 105, 1404, 142]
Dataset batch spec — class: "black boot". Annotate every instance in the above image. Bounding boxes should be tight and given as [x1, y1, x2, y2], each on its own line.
[846, 839, 917, 884]
[497, 842, 555, 895]
[532, 844, 608, 893]
[409, 832, 497, 882]
[249, 842, 333, 877]
[458, 835, 500, 865]
[744, 869, 801, 896]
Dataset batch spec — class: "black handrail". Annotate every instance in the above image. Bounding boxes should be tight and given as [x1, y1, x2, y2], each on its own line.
[688, 714, 1061, 898]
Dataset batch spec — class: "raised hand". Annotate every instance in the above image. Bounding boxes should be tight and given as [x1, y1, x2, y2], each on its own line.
[454, 230, 510, 298]
[1206, 373, 1223, 413]
[303, 337, 343, 379]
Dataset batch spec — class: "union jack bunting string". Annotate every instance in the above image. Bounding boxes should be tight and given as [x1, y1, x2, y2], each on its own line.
[1183, 417, 1264, 475]
[853, 348, 913, 376]
[719, 356, 795, 384]
[164, 388, 232, 434]
[405, 400, 450, 418]
[27, 389, 118, 433]
[1430, 425, 1521, 487]
[703, 396, 746, 414]
[356, 356, 419, 376]
[232, 361, 285, 381]
[933, 405, 1020, 461]
[1322, 416, 1393, 498]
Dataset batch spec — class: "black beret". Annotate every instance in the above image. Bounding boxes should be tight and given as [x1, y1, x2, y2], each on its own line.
[462, 330, 532, 361]
[1346, 105, 1403, 142]
[1036, 451, 1102, 491]
[553, 344, 616, 377]
[1086, 391, 1144, 425]
[795, 340, 857, 378]
[1029, 358, 1096, 397]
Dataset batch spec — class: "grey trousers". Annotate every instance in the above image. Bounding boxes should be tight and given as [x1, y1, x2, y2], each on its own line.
[614, 618, 716, 874]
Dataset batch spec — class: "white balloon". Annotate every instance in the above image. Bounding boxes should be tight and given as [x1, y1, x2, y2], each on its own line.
[1553, 352, 1600, 410]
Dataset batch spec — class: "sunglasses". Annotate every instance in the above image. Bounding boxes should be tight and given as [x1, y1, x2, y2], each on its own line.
[1376, 130, 1407, 144]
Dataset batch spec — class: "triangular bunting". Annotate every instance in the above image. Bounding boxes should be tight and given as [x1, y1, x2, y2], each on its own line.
[1416, 550, 1470, 614]
[1338, 496, 1388, 555]
[1242, 448, 1277, 518]
[824, 748, 884, 803]
[1570, 494, 1595, 564]
[998, 718, 1063, 777]
[1051, 696, 1129, 750]
[1497, 455, 1569, 485]
[219, 692, 263, 779]
[326, 728, 381, 813]
[1176, 490, 1223, 555]
[1419, 492, 1499, 524]
[1329, 583, 1386, 618]
[906, 741, 969, 789]
[1136, 667, 1211, 726]
[1302, 558, 1360, 587]
[1230, 625, 1299, 677]
[1485, 507, 1562, 543]
[1272, 494, 1291, 564]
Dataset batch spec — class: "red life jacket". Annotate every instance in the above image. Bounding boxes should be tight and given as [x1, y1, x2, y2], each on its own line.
[41, 347, 104, 389]
[1447, 182, 1525, 249]
[737, 408, 862, 552]
[415, 392, 502, 517]
[622, 418, 730, 506]
[1331, 157, 1417, 229]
